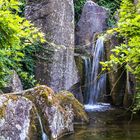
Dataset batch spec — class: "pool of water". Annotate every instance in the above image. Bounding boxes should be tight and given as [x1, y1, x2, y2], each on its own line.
[60, 104, 140, 140]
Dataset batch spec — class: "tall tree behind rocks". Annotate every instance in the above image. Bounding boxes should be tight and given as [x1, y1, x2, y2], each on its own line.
[25, 0, 78, 92]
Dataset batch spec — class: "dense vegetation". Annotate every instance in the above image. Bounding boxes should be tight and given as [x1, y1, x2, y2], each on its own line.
[102, 0, 140, 112]
[0, 0, 45, 89]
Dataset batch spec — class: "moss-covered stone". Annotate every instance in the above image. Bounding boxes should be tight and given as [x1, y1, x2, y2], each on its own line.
[0, 85, 88, 140]
[0, 95, 39, 140]
[56, 90, 89, 123]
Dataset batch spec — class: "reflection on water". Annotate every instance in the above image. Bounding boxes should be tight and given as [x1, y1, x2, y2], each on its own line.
[60, 105, 140, 140]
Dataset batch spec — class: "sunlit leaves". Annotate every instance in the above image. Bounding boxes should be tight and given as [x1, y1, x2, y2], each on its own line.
[0, 0, 45, 88]
[102, 0, 140, 112]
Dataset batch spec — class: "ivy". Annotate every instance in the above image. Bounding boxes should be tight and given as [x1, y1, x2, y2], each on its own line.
[0, 0, 45, 89]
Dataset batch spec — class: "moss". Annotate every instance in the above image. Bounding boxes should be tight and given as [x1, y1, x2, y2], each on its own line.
[24, 86, 55, 138]
[0, 105, 6, 119]
[0, 86, 88, 138]
[56, 91, 89, 123]
[29, 107, 41, 140]
[75, 56, 84, 81]
[0, 95, 17, 119]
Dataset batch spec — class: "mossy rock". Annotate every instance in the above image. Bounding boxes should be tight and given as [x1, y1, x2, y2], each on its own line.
[0, 95, 40, 140]
[0, 85, 89, 140]
[56, 90, 89, 123]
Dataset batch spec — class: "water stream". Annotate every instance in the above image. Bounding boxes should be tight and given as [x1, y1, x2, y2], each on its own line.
[36, 110, 48, 140]
[84, 37, 106, 109]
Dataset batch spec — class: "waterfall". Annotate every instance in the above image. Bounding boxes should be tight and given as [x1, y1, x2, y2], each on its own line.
[36, 110, 48, 140]
[84, 37, 106, 106]
[83, 57, 92, 104]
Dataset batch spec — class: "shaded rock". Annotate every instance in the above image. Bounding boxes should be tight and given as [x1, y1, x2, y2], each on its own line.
[75, 0, 109, 53]
[2, 70, 23, 93]
[74, 55, 92, 104]
[104, 32, 125, 106]
[0, 85, 88, 139]
[104, 32, 135, 107]
[25, 0, 78, 92]
[123, 72, 136, 108]
[68, 82, 84, 104]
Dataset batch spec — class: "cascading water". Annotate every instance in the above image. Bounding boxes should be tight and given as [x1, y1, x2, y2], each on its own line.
[83, 57, 92, 104]
[84, 37, 110, 111]
[36, 110, 48, 140]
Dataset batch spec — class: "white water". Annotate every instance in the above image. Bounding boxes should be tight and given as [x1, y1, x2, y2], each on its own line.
[84, 103, 111, 112]
[84, 37, 107, 109]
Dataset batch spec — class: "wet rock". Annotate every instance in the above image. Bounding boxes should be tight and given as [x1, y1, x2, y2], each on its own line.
[2, 70, 23, 93]
[0, 85, 88, 139]
[25, 0, 78, 92]
[75, 0, 109, 53]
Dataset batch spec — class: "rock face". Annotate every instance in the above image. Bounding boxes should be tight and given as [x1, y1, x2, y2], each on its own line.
[104, 32, 135, 107]
[25, 0, 78, 92]
[0, 95, 39, 140]
[2, 70, 23, 93]
[0, 85, 88, 140]
[75, 0, 108, 53]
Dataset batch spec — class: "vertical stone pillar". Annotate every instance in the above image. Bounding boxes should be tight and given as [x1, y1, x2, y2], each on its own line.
[25, 0, 78, 92]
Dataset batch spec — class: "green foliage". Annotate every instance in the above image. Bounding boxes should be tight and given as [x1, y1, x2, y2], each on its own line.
[102, 0, 140, 112]
[97, 0, 121, 13]
[18, 0, 26, 16]
[0, 0, 45, 89]
[96, 0, 121, 26]
[74, 0, 86, 22]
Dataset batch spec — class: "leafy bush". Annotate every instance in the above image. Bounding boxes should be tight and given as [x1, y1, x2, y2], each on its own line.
[102, 0, 140, 112]
[0, 0, 45, 89]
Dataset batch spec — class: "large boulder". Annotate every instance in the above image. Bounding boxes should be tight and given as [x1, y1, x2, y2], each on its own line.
[0, 85, 88, 140]
[75, 0, 109, 53]
[25, 0, 78, 92]
[0, 95, 39, 140]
